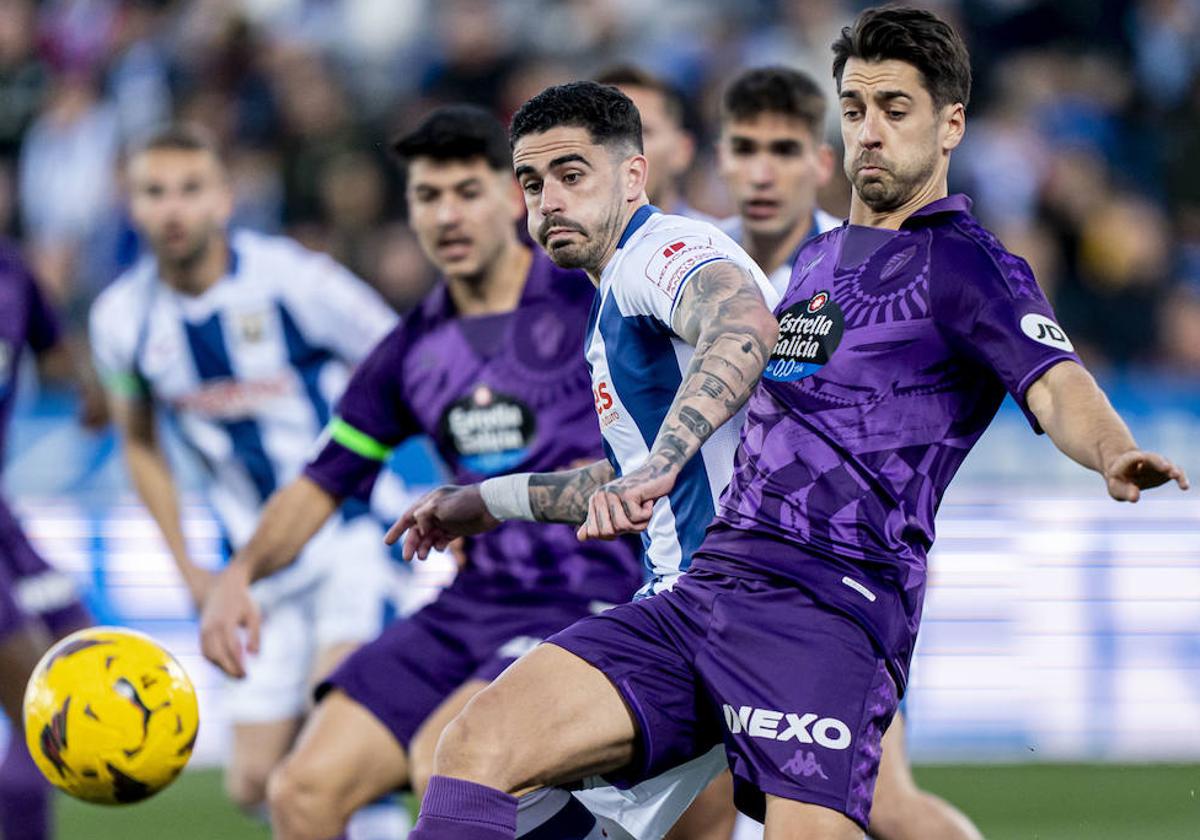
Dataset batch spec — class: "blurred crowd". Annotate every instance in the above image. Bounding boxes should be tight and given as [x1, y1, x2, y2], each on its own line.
[2, 0, 1198, 375]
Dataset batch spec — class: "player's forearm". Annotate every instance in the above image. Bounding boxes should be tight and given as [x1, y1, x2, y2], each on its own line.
[231, 476, 340, 582]
[122, 442, 193, 570]
[1027, 361, 1138, 475]
[650, 313, 778, 475]
[528, 459, 616, 524]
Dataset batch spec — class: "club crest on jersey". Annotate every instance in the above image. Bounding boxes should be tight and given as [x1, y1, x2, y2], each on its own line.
[439, 384, 537, 476]
[238, 311, 268, 343]
[764, 290, 845, 383]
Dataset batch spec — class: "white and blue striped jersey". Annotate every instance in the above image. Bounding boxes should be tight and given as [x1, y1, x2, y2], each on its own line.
[586, 206, 777, 592]
[89, 229, 397, 549]
[719, 208, 842, 296]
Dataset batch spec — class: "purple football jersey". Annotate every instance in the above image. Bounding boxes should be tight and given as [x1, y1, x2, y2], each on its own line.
[305, 249, 643, 605]
[0, 241, 60, 469]
[698, 195, 1079, 689]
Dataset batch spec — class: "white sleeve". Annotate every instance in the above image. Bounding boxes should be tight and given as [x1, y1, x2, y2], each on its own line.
[281, 251, 399, 365]
[88, 288, 144, 397]
[611, 227, 739, 328]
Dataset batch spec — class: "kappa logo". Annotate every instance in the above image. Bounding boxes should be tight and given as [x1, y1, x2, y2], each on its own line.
[1019, 313, 1074, 352]
[662, 241, 686, 258]
[722, 704, 853, 750]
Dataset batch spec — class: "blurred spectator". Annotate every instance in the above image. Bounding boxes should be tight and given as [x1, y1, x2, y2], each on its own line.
[0, 0, 50, 169]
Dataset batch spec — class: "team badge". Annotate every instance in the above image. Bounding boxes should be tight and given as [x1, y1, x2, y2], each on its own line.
[238, 311, 268, 343]
[764, 290, 845, 383]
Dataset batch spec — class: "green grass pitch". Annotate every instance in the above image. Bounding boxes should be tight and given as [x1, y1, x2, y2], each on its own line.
[55, 764, 1199, 839]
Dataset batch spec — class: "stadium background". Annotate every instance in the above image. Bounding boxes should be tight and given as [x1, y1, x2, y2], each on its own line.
[0, 0, 1197, 837]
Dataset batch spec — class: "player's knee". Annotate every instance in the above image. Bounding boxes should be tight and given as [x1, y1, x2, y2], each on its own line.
[224, 762, 271, 812]
[267, 756, 349, 838]
[433, 691, 516, 788]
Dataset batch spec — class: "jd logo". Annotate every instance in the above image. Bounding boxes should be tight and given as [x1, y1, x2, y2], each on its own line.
[1020, 313, 1074, 351]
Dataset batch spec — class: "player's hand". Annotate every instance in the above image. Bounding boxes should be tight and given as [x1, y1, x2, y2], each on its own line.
[1103, 450, 1189, 502]
[578, 456, 678, 540]
[180, 564, 217, 611]
[386, 485, 500, 562]
[198, 564, 261, 679]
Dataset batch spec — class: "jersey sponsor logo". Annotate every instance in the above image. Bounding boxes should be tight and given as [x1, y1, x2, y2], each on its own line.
[439, 384, 536, 476]
[643, 237, 726, 299]
[172, 373, 293, 417]
[593, 381, 620, 428]
[764, 290, 845, 382]
[722, 704, 853, 750]
[1020, 313, 1074, 352]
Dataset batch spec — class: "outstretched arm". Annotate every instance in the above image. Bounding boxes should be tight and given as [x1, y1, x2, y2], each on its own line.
[386, 459, 616, 561]
[1026, 360, 1188, 501]
[579, 261, 778, 539]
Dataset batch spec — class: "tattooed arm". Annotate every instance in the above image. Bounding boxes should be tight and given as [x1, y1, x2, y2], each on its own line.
[578, 260, 778, 539]
[530, 459, 616, 524]
[386, 458, 616, 560]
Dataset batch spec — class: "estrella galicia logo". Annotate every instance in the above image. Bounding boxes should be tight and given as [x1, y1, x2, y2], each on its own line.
[764, 291, 845, 382]
[439, 384, 536, 476]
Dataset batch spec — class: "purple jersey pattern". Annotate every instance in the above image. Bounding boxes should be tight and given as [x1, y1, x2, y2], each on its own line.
[305, 249, 642, 605]
[0, 241, 60, 469]
[705, 195, 1079, 688]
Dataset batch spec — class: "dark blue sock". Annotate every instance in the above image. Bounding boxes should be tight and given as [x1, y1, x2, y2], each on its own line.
[0, 731, 50, 840]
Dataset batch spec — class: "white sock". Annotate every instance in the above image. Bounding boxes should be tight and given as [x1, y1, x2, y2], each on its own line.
[347, 796, 414, 839]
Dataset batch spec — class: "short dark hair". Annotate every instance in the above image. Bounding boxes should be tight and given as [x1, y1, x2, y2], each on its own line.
[832, 6, 972, 111]
[594, 64, 685, 127]
[721, 66, 827, 135]
[130, 123, 223, 162]
[510, 81, 643, 155]
[392, 105, 511, 172]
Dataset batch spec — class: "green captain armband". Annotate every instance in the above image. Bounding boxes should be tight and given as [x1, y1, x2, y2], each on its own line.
[327, 417, 393, 461]
[103, 371, 147, 398]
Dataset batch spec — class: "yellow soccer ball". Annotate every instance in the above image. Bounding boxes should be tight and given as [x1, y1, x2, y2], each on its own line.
[22, 626, 200, 804]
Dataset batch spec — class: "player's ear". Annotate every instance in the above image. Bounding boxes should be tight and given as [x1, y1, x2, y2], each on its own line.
[623, 153, 649, 202]
[941, 103, 966, 153]
[816, 143, 835, 188]
[506, 175, 525, 221]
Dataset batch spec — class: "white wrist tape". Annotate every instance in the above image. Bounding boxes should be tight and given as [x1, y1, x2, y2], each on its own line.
[479, 473, 535, 521]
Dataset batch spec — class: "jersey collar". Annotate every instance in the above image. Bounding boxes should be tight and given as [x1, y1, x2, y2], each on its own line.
[901, 194, 973, 228]
[616, 204, 661, 250]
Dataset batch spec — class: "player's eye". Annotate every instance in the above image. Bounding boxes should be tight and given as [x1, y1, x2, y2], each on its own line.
[460, 187, 482, 200]
[521, 180, 542, 195]
[772, 142, 802, 157]
[888, 110, 907, 120]
[563, 171, 583, 185]
[730, 141, 755, 156]
[414, 188, 437, 202]
[843, 109, 862, 120]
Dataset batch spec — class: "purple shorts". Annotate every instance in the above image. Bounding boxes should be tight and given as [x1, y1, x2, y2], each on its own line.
[0, 497, 91, 640]
[548, 565, 898, 829]
[318, 587, 604, 752]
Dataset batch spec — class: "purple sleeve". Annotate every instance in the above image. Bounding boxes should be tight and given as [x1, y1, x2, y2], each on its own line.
[931, 236, 1080, 431]
[302, 324, 421, 500]
[22, 265, 62, 354]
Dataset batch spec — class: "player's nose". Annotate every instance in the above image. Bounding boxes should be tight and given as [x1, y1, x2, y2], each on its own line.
[857, 109, 885, 147]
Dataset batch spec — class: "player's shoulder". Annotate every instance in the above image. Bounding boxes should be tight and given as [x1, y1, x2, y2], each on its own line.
[91, 256, 157, 333]
[231, 228, 335, 277]
[933, 207, 1040, 299]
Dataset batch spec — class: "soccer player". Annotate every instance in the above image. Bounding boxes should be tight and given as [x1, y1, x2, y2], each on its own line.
[717, 65, 982, 840]
[595, 66, 711, 221]
[392, 81, 780, 839]
[717, 66, 841, 295]
[196, 105, 644, 840]
[88, 125, 400, 817]
[0, 244, 94, 840]
[395, 9, 1187, 840]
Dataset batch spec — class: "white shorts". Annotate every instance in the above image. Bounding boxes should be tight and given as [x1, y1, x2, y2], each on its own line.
[223, 514, 399, 724]
[574, 746, 728, 840]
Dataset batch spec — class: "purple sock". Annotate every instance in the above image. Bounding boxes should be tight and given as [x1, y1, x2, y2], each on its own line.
[409, 776, 518, 840]
[0, 732, 50, 840]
